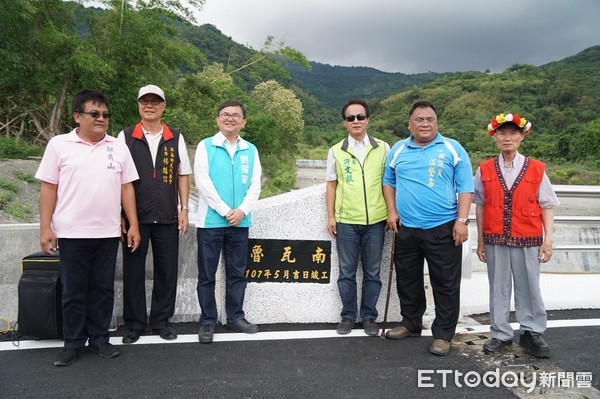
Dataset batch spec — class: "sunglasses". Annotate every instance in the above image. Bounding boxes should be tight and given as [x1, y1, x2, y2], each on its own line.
[345, 114, 367, 122]
[79, 111, 111, 119]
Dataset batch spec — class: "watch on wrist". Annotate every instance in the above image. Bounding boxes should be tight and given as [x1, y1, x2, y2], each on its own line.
[457, 217, 470, 225]
[181, 205, 189, 212]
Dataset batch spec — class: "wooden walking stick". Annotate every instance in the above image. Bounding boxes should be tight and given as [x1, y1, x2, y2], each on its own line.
[380, 232, 396, 339]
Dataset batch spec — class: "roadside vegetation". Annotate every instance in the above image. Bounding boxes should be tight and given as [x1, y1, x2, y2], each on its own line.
[0, 1, 598, 225]
[0, 171, 36, 222]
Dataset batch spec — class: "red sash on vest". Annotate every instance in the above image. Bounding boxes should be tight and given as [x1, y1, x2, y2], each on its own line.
[480, 156, 545, 247]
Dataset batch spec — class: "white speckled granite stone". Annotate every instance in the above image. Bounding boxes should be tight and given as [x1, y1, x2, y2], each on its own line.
[239, 183, 399, 325]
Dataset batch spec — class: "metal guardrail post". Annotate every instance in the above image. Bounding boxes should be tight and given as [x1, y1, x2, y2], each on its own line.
[552, 184, 600, 198]
[468, 185, 600, 254]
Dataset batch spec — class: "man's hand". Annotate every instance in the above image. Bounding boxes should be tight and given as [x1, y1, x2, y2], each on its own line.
[127, 225, 141, 252]
[178, 210, 189, 237]
[476, 241, 486, 263]
[39, 227, 57, 255]
[327, 216, 337, 238]
[226, 208, 245, 227]
[453, 221, 469, 246]
[386, 211, 400, 233]
[538, 240, 553, 263]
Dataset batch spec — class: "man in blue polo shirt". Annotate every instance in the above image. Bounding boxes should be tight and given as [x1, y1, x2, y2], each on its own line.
[382, 101, 473, 356]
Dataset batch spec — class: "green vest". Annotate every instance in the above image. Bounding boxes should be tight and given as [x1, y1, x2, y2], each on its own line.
[331, 136, 388, 225]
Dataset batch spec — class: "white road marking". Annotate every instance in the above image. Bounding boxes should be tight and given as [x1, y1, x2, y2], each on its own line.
[2, 318, 599, 351]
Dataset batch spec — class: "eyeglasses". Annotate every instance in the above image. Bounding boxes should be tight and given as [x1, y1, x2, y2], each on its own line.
[412, 117, 437, 125]
[345, 114, 367, 122]
[219, 112, 243, 121]
[79, 111, 111, 119]
[138, 99, 164, 106]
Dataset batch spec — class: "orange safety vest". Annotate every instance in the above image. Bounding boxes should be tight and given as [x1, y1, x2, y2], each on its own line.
[480, 157, 545, 247]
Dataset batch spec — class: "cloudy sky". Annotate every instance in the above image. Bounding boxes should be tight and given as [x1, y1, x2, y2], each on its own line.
[193, 0, 599, 74]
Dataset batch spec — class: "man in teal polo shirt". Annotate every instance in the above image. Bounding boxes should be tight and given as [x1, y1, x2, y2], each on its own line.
[327, 99, 390, 336]
[193, 100, 262, 344]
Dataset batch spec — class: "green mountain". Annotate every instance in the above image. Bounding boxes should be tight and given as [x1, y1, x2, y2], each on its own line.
[184, 23, 599, 167]
[178, 23, 271, 91]
[2, 1, 597, 205]
[285, 61, 445, 110]
[177, 23, 449, 130]
[362, 46, 600, 168]
[179, 24, 599, 168]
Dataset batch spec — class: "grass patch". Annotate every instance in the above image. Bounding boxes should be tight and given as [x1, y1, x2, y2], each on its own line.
[3, 201, 33, 221]
[296, 143, 329, 160]
[0, 137, 43, 159]
[546, 163, 600, 185]
[13, 170, 37, 183]
[0, 191, 14, 208]
[0, 174, 37, 221]
[0, 179, 19, 193]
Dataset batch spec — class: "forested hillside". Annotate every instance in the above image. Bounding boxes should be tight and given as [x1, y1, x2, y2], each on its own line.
[288, 62, 445, 109]
[1, 1, 599, 195]
[362, 46, 600, 171]
[0, 1, 311, 199]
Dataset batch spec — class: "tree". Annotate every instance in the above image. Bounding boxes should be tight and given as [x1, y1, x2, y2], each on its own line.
[101, 0, 205, 24]
[0, 0, 82, 142]
[211, 35, 310, 89]
[570, 119, 600, 161]
[251, 80, 304, 149]
[75, 1, 205, 131]
[249, 80, 305, 195]
[0, 0, 205, 141]
[168, 63, 244, 143]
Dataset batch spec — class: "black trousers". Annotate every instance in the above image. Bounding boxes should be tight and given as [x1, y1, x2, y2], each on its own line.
[58, 237, 119, 348]
[122, 223, 179, 331]
[394, 220, 462, 341]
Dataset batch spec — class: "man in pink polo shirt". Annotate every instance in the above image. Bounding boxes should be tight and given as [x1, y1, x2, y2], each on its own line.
[36, 88, 141, 367]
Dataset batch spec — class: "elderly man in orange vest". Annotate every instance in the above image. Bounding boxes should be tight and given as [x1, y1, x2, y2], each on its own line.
[474, 113, 559, 358]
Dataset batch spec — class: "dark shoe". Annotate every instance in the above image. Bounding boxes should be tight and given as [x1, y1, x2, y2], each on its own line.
[430, 339, 451, 356]
[336, 319, 354, 335]
[362, 319, 379, 336]
[198, 324, 215, 344]
[54, 347, 86, 366]
[152, 326, 177, 341]
[227, 318, 259, 334]
[483, 338, 512, 354]
[385, 325, 421, 340]
[122, 328, 141, 344]
[520, 331, 550, 358]
[93, 343, 120, 359]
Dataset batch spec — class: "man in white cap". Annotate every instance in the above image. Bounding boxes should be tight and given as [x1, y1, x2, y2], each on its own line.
[117, 85, 192, 343]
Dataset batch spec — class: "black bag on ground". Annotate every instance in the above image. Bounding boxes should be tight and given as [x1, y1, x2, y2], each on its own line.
[18, 252, 63, 339]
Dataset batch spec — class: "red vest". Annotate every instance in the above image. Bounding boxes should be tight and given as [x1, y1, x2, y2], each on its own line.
[480, 157, 545, 247]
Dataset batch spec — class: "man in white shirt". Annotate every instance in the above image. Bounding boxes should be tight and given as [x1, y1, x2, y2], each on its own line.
[117, 85, 192, 343]
[326, 99, 390, 336]
[193, 100, 262, 344]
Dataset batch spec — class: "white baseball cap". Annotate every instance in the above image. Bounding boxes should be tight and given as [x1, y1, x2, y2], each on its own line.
[137, 84, 165, 101]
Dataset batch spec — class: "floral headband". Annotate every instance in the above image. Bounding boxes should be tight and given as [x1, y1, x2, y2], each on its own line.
[487, 113, 532, 136]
